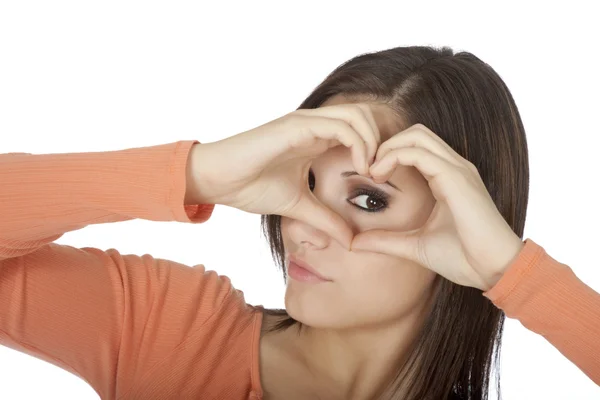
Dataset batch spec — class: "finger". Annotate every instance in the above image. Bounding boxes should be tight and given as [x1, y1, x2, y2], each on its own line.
[351, 229, 420, 264]
[296, 104, 379, 174]
[370, 147, 455, 184]
[352, 104, 379, 166]
[375, 124, 466, 169]
[354, 103, 382, 161]
[297, 104, 378, 165]
[301, 115, 370, 176]
[288, 192, 354, 250]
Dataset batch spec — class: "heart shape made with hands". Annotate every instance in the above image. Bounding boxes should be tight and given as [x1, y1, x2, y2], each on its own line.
[334, 123, 525, 291]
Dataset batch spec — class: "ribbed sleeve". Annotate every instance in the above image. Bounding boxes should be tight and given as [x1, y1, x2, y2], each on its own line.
[0, 140, 214, 257]
[484, 238, 600, 385]
[0, 141, 263, 399]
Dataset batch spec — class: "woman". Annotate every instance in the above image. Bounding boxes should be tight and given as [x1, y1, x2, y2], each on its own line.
[0, 46, 598, 399]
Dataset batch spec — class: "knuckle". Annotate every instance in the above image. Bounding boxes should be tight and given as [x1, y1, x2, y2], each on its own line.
[404, 130, 421, 143]
[289, 108, 311, 118]
[285, 113, 305, 126]
[413, 123, 435, 137]
[333, 118, 350, 131]
[411, 125, 430, 139]
[351, 103, 368, 118]
[465, 160, 479, 173]
[354, 102, 369, 113]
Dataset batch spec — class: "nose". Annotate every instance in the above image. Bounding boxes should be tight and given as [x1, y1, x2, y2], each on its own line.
[286, 217, 331, 250]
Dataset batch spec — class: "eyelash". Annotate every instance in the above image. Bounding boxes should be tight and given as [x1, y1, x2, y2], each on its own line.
[308, 169, 389, 213]
[348, 188, 389, 213]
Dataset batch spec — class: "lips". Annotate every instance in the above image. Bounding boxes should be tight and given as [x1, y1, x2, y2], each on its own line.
[288, 255, 332, 281]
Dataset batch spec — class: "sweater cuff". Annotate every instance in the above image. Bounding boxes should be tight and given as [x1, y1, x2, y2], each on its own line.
[482, 238, 542, 305]
[167, 140, 215, 223]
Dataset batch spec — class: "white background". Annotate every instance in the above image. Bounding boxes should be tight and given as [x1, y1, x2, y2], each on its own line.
[1, 1, 599, 398]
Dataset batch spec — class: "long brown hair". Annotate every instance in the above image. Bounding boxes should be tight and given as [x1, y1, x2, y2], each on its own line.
[259, 46, 529, 399]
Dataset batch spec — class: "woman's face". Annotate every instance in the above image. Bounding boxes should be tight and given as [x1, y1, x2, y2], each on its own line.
[280, 94, 438, 330]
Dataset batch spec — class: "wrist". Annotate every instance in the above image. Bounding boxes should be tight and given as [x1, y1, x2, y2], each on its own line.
[185, 143, 211, 205]
[483, 238, 525, 291]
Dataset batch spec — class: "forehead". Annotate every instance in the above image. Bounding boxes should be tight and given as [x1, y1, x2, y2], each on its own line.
[320, 94, 404, 142]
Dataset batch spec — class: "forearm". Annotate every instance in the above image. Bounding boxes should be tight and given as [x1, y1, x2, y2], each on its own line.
[484, 238, 600, 385]
[0, 140, 200, 248]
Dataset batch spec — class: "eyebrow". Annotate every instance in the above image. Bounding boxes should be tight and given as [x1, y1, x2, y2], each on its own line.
[340, 171, 401, 192]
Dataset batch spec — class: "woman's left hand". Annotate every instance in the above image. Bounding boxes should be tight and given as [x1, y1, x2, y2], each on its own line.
[350, 123, 525, 292]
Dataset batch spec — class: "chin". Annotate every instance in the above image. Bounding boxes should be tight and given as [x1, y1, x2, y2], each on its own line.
[284, 289, 333, 328]
[283, 289, 361, 330]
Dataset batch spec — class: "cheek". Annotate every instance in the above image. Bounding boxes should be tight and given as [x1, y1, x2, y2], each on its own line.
[369, 264, 435, 306]
[344, 254, 437, 319]
[284, 254, 437, 330]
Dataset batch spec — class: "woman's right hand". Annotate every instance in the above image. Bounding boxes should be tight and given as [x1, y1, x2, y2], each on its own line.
[187, 103, 381, 249]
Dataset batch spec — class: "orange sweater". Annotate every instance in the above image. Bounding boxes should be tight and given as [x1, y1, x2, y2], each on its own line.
[0, 140, 598, 400]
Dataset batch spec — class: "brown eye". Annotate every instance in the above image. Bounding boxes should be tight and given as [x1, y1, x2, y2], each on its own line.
[348, 188, 389, 213]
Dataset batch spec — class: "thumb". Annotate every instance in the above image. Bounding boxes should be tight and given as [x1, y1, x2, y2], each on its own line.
[290, 194, 354, 250]
[350, 229, 420, 264]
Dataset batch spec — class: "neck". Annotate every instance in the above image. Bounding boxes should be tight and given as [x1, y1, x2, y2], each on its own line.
[299, 305, 429, 399]
[261, 294, 433, 400]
